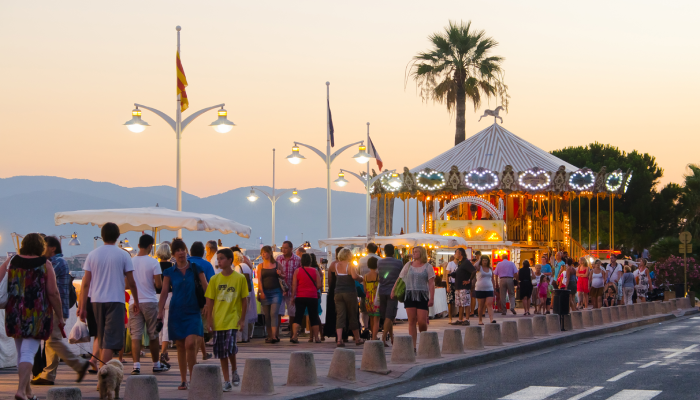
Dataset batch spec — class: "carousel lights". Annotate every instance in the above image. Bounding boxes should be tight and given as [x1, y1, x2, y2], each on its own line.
[606, 171, 624, 192]
[465, 169, 499, 191]
[416, 170, 446, 191]
[623, 171, 633, 193]
[568, 170, 595, 191]
[518, 169, 551, 191]
[381, 174, 401, 192]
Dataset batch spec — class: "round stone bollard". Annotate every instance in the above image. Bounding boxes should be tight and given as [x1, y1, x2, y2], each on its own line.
[532, 315, 549, 336]
[610, 306, 620, 322]
[328, 348, 356, 382]
[442, 329, 464, 354]
[592, 309, 603, 325]
[601, 307, 612, 324]
[634, 303, 644, 318]
[563, 314, 573, 331]
[125, 375, 159, 400]
[670, 298, 678, 309]
[464, 326, 484, 350]
[287, 351, 317, 386]
[642, 302, 651, 316]
[502, 321, 519, 342]
[517, 318, 534, 339]
[582, 310, 594, 327]
[546, 314, 561, 333]
[189, 364, 223, 400]
[391, 335, 416, 364]
[571, 311, 583, 329]
[47, 387, 82, 400]
[417, 331, 441, 359]
[361, 340, 391, 373]
[241, 358, 274, 395]
[483, 323, 503, 346]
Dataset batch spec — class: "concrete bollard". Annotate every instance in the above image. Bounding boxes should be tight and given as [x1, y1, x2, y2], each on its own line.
[502, 321, 519, 342]
[47, 387, 82, 400]
[571, 311, 583, 329]
[616, 306, 626, 320]
[546, 314, 561, 333]
[682, 297, 691, 308]
[241, 358, 274, 395]
[391, 335, 416, 364]
[592, 309, 603, 325]
[464, 326, 485, 349]
[361, 340, 391, 373]
[125, 376, 159, 400]
[670, 298, 678, 309]
[581, 310, 594, 327]
[563, 314, 573, 331]
[625, 304, 634, 319]
[601, 307, 612, 324]
[417, 332, 441, 359]
[634, 303, 644, 318]
[532, 315, 549, 336]
[656, 301, 666, 314]
[328, 348, 356, 382]
[664, 302, 673, 313]
[287, 352, 317, 386]
[189, 364, 223, 400]
[642, 302, 651, 316]
[483, 324, 503, 346]
[517, 318, 534, 339]
[610, 306, 619, 322]
[441, 329, 464, 354]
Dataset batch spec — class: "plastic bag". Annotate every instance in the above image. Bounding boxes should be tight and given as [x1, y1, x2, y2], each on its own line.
[0, 272, 8, 309]
[68, 320, 90, 344]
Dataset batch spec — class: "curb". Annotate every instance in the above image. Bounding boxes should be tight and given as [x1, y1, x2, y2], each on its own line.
[282, 308, 699, 400]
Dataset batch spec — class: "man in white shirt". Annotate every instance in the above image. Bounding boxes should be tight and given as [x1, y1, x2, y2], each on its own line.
[79, 223, 139, 364]
[358, 243, 381, 330]
[128, 234, 167, 375]
[606, 254, 623, 299]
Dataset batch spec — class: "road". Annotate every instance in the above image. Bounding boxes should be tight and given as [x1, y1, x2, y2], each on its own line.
[347, 315, 700, 400]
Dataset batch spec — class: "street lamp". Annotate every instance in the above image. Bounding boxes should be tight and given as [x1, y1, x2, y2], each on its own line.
[286, 146, 305, 164]
[247, 149, 300, 249]
[123, 26, 234, 237]
[59, 233, 81, 246]
[334, 172, 349, 187]
[352, 145, 371, 164]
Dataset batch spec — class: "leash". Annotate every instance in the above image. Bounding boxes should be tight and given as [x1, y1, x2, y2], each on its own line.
[76, 343, 106, 366]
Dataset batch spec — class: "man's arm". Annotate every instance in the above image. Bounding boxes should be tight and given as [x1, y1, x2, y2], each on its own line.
[79, 271, 92, 322]
[125, 271, 140, 315]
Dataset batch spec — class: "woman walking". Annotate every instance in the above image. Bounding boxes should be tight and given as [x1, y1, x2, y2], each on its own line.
[290, 254, 322, 344]
[363, 257, 381, 340]
[474, 255, 496, 324]
[588, 259, 606, 309]
[156, 243, 173, 367]
[334, 248, 364, 347]
[392, 246, 435, 350]
[157, 239, 208, 390]
[233, 251, 257, 343]
[256, 246, 284, 344]
[634, 259, 652, 303]
[565, 259, 577, 311]
[518, 260, 534, 315]
[323, 247, 348, 342]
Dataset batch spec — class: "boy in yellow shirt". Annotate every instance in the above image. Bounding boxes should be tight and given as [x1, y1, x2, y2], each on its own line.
[205, 248, 249, 391]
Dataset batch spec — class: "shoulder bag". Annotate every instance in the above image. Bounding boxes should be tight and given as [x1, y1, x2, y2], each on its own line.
[191, 263, 206, 309]
[276, 262, 290, 293]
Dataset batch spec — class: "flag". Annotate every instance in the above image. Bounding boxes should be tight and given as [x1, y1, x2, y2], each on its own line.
[176, 51, 189, 112]
[327, 99, 334, 147]
[368, 136, 383, 171]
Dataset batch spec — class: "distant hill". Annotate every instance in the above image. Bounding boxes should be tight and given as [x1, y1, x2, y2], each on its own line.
[0, 176, 404, 256]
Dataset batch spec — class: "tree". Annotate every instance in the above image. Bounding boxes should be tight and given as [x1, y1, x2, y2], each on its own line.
[407, 20, 509, 145]
[679, 164, 700, 237]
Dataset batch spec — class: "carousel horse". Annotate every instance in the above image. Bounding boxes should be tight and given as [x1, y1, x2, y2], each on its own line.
[478, 106, 504, 123]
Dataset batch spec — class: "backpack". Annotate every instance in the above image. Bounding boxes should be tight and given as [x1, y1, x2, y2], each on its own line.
[68, 275, 77, 309]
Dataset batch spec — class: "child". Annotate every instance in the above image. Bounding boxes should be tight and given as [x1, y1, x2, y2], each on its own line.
[604, 286, 617, 307]
[537, 276, 548, 315]
[363, 257, 380, 340]
[205, 248, 249, 391]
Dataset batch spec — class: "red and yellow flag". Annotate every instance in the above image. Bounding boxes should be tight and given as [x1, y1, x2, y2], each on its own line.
[176, 51, 189, 112]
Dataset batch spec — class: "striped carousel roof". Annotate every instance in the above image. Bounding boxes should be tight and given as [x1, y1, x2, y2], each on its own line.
[410, 123, 579, 173]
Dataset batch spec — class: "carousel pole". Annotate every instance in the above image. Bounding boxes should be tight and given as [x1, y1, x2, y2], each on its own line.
[596, 195, 599, 256]
[578, 194, 581, 251]
[611, 195, 615, 254]
[416, 198, 419, 233]
[588, 194, 591, 253]
[569, 195, 572, 255]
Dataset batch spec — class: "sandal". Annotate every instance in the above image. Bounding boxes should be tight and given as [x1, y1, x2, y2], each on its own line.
[290, 337, 299, 344]
[491, 320, 497, 323]
[265, 338, 273, 343]
[336, 342, 345, 347]
[355, 339, 365, 346]
[315, 338, 322, 343]
[178, 382, 188, 390]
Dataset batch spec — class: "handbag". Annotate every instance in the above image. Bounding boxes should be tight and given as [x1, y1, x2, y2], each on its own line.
[277, 263, 290, 293]
[191, 263, 206, 309]
[355, 280, 365, 298]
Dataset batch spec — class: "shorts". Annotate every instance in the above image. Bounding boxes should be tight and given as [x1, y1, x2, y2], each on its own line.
[212, 329, 238, 359]
[404, 297, 429, 311]
[86, 297, 98, 337]
[474, 290, 494, 299]
[294, 297, 321, 327]
[280, 294, 296, 317]
[546, 298, 551, 306]
[590, 286, 605, 299]
[334, 292, 360, 331]
[92, 302, 126, 352]
[446, 283, 455, 305]
[455, 289, 471, 307]
[379, 294, 398, 321]
[128, 302, 159, 341]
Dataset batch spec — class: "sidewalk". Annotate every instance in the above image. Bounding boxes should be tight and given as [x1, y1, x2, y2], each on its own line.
[1, 304, 696, 400]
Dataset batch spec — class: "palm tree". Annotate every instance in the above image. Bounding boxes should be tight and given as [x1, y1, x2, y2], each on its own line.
[407, 20, 509, 145]
[680, 164, 700, 236]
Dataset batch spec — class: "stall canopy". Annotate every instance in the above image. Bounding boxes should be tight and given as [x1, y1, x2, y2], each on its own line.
[55, 207, 251, 238]
[318, 233, 468, 249]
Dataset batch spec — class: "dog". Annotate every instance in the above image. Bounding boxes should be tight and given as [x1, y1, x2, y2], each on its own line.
[97, 359, 124, 400]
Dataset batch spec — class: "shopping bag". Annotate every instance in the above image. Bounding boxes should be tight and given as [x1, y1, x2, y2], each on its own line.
[0, 271, 8, 309]
[68, 320, 90, 344]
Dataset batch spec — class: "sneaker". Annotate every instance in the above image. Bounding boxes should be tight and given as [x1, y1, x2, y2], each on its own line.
[153, 364, 169, 373]
[223, 381, 233, 392]
[232, 371, 241, 387]
[131, 368, 140, 375]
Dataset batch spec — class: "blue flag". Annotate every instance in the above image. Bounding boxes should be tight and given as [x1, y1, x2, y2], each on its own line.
[328, 99, 335, 147]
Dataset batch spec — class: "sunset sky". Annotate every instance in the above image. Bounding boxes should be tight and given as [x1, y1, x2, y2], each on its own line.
[1, 1, 698, 198]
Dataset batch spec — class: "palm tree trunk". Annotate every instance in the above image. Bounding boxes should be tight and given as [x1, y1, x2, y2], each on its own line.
[455, 85, 467, 146]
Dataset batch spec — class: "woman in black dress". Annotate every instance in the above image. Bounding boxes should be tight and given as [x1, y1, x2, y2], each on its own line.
[322, 247, 349, 341]
[518, 260, 534, 315]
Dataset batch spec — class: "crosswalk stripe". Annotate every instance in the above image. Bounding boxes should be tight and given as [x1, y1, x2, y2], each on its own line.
[605, 389, 662, 400]
[566, 386, 604, 400]
[663, 344, 698, 358]
[607, 370, 635, 381]
[499, 386, 566, 400]
[638, 361, 660, 368]
[397, 383, 474, 398]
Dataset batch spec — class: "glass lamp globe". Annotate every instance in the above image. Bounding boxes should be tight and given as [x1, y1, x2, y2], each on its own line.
[247, 189, 259, 202]
[289, 190, 301, 203]
[124, 108, 150, 133]
[68, 233, 80, 246]
[388, 173, 402, 188]
[286, 146, 305, 165]
[334, 172, 349, 187]
[209, 107, 235, 133]
[353, 145, 370, 164]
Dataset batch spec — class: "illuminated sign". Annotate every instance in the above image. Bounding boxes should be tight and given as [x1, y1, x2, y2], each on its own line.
[434, 220, 504, 242]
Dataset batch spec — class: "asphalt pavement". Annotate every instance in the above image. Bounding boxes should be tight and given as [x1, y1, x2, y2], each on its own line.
[347, 315, 700, 400]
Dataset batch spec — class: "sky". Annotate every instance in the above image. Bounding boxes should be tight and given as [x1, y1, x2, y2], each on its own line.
[1, 1, 698, 198]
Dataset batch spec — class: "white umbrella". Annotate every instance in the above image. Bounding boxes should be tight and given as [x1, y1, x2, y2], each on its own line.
[55, 207, 251, 238]
[318, 232, 469, 249]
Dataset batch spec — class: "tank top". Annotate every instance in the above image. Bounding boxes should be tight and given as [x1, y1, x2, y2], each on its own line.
[261, 267, 281, 291]
[475, 267, 494, 291]
[335, 262, 356, 294]
[591, 270, 604, 288]
[5, 256, 53, 340]
[296, 267, 318, 298]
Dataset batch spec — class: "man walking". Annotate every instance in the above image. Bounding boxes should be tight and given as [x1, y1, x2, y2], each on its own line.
[377, 244, 402, 346]
[494, 254, 518, 315]
[276, 241, 300, 333]
[79, 223, 140, 364]
[128, 234, 168, 375]
[451, 248, 476, 325]
[32, 236, 90, 385]
[358, 243, 380, 330]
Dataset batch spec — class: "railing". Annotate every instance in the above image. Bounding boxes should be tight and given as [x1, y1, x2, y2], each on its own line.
[562, 232, 590, 260]
[507, 217, 549, 243]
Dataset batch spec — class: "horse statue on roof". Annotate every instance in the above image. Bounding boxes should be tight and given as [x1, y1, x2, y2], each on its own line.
[478, 106, 504, 124]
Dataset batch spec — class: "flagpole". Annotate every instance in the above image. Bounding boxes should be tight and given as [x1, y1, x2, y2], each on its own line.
[326, 81, 333, 262]
[366, 122, 371, 241]
[176, 26, 183, 238]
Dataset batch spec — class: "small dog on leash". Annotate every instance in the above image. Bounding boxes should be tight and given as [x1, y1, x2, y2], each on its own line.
[98, 359, 124, 400]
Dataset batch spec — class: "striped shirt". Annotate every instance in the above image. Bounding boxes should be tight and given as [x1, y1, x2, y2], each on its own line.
[276, 254, 301, 289]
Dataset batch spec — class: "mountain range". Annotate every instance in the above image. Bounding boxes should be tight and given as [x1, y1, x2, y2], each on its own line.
[0, 176, 406, 256]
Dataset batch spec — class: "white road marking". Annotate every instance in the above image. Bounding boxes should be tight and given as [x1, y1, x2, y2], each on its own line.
[663, 344, 698, 358]
[607, 370, 635, 381]
[566, 386, 604, 400]
[499, 386, 566, 400]
[691, 317, 700, 319]
[638, 361, 660, 368]
[605, 389, 662, 400]
[397, 383, 474, 398]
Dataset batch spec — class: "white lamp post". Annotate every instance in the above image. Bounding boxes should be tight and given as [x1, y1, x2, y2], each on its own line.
[123, 26, 235, 237]
[247, 149, 300, 249]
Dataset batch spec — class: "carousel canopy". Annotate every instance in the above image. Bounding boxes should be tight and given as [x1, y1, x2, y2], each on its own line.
[411, 123, 578, 174]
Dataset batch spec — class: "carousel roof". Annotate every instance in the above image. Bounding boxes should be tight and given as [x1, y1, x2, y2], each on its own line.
[410, 123, 579, 174]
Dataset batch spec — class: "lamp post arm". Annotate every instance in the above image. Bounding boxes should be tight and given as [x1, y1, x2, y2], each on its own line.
[134, 103, 176, 132]
[294, 142, 327, 162]
[339, 169, 367, 185]
[181, 103, 225, 132]
[329, 141, 363, 164]
[272, 188, 292, 202]
[251, 186, 273, 201]
[368, 169, 396, 186]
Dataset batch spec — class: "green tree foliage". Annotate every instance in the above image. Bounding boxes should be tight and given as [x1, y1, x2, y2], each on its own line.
[679, 164, 700, 237]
